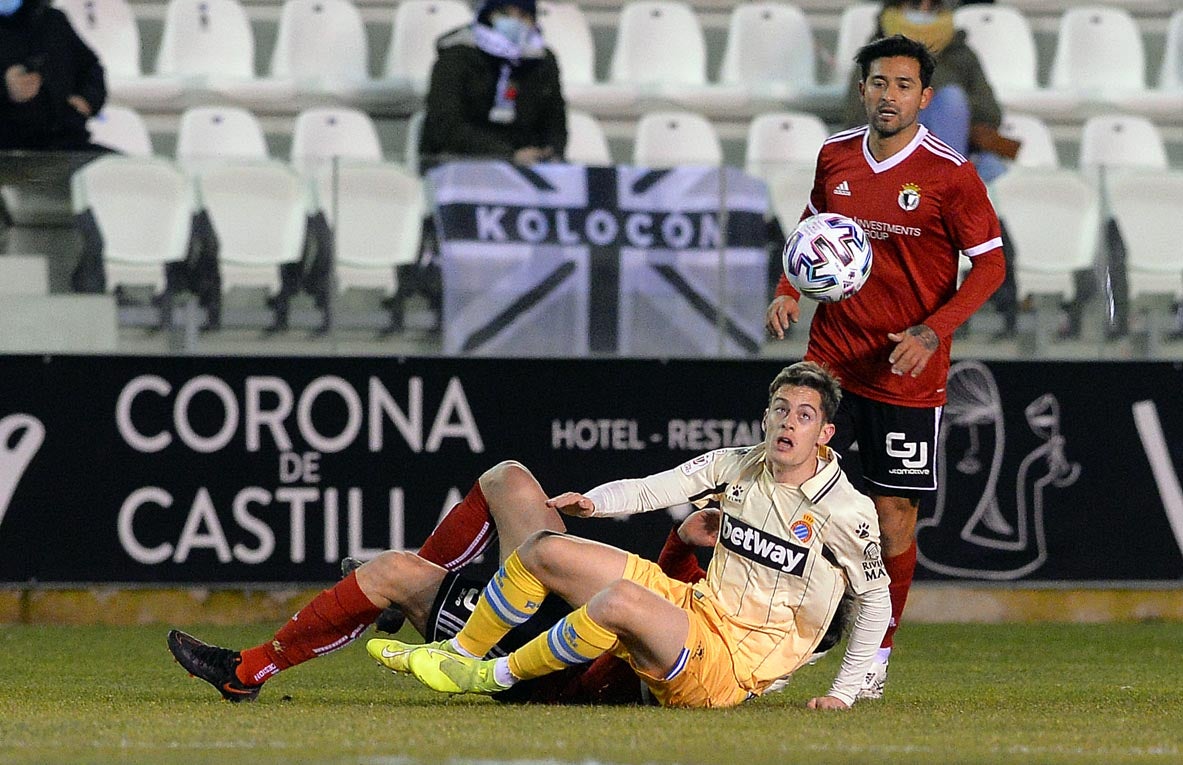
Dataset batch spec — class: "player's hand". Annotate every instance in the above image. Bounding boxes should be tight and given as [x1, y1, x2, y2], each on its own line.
[765, 295, 801, 340]
[887, 324, 939, 378]
[67, 95, 92, 117]
[512, 146, 552, 166]
[677, 509, 720, 547]
[806, 695, 850, 710]
[5, 65, 42, 103]
[546, 492, 596, 517]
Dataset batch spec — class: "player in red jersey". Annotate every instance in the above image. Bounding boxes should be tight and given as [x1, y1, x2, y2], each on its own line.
[765, 34, 1006, 699]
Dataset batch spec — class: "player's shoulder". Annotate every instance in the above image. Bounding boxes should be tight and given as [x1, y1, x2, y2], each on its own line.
[819, 125, 868, 159]
[677, 445, 758, 477]
[917, 130, 971, 169]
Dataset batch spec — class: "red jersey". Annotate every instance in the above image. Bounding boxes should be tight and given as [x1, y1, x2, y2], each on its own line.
[776, 124, 1004, 407]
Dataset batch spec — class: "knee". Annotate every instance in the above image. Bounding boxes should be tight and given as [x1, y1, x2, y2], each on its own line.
[356, 550, 416, 595]
[516, 528, 568, 572]
[587, 580, 648, 631]
[478, 460, 537, 497]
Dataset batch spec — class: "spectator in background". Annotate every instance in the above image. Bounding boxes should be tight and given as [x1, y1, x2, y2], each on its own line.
[845, 0, 1019, 336]
[419, 0, 567, 172]
[0, 0, 107, 151]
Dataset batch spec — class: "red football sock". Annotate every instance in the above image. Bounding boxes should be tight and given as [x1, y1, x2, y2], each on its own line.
[416, 481, 494, 570]
[881, 540, 917, 649]
[236, 572, 382, 686]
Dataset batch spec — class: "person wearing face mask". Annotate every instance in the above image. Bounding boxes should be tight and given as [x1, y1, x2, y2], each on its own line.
[0, 0, 107, 151]
[419, 0, 567, 172]
[843, 0, 1020, 338]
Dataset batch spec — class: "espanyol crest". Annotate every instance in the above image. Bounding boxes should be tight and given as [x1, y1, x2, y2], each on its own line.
[898, 182, 922, 211]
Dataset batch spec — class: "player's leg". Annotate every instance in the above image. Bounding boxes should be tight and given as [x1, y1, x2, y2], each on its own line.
[479, 460, 566, 562]
[168, 554, 444, 701]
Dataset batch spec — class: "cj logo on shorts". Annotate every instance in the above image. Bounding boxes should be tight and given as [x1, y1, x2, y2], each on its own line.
[885, 431, 930, 474]
[0, 414, 45, 532]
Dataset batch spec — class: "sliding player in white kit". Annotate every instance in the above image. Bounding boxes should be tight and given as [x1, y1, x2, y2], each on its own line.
[369, 361, 891, 709]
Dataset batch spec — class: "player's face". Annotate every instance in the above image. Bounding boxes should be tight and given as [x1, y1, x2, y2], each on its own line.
[762, 385, 835, 483]
[859, 56, 933, 139]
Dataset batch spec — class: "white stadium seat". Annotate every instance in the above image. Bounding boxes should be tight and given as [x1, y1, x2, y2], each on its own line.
[672, 2, 819, 116]
[313, 161, 426, 295]
[632, 111, 722, 168]
[55, 0, 187, 108]
[88, 105, 153, 157]
[538, 1, 637, 115]
[1050, 7, 1145, 98]
[1105, 170, 1183, 303]
[1079, 114, 1168, 175]
[999, 113, 1058, 169]
[609, 1, 707, 112]
[196, 161, 312, 295]
[952, 5, 1068, 116]
[1161, 9, 1183, 90]
[384, 0, 472, 93]
[290, 108, 383, 177]
[176, 106, 268, 171]
[990, 168, 1100, 301]
[829, 3, 878, 88]
[71, 156, 195, 293]
[564, 110, 612, 166]
[155, 0, 258, 103]
[744, 111, 828, 182]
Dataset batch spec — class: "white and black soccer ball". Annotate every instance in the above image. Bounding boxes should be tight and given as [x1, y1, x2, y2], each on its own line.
[782, 212, 873, 303]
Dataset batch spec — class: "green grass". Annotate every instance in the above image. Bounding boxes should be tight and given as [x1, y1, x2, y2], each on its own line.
[1, 623, 1181, 764]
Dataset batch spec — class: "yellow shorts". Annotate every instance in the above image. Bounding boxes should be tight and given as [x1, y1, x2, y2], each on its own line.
[619, 554, 750, 709]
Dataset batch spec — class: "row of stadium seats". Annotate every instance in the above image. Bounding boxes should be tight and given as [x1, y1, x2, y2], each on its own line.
[83, 101, 1182, 178]
[58, 0, 1183, 119]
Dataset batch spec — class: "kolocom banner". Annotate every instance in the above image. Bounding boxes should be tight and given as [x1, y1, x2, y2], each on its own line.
[0, 356, 1180, 583]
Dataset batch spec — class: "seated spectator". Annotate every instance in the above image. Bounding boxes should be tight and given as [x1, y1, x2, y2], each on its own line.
[1, 0, 108, 152]
[419, 0, 567, 172]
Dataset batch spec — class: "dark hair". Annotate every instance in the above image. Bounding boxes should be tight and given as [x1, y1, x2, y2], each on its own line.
[768, 361, 842, 423]
[855, 34, 937, 89]
[477, 0, 536, 25]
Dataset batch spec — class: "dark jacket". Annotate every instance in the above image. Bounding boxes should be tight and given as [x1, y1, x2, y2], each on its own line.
[843, 30, 1002, 131]
[0, 0, 106, 150]
[420, 24, 566, 171]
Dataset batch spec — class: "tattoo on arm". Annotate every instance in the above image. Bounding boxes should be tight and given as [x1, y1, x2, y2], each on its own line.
[906, 325, 939, 351]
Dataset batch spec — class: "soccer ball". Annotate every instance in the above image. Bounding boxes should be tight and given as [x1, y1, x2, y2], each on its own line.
[782, 213, 873, 303]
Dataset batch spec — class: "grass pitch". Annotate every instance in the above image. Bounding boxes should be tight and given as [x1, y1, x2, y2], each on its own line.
[0, 622, 1181, 765]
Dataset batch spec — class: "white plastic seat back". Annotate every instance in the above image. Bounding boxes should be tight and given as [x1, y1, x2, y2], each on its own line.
[71, 156, 194, 291]
[719, 3, 815, 88]
[999, 113, 1058, 169]
[404, 110, 426, 176]
[1079, 114, 1168, 171]
[609, 1, 706, 87]
[830, 3, 879, 86]
[290, 108, 382, 177]
[156, 0, 254, 78]
[633, 111, 722, 168]
[269, 0, 368, 83]
[991, 168, 1100, 299]
[88, 105, 153, 156]
[745, 111, 827, 181]
[176, 106, 268, 170]
[197, 161, 311, 292]
[1161, 10, 1183, 90]
[1050, 6, 1145, 92]
[384, 0, 473, 88]
[56, 0, 142, 77]
[764, 162, 815, 234]
[565, 110, 611, 165]
[315, 161, 425, 293]
[536, 1, 595, 86]
[1106, 170, 1183, 300]
[954, 4, 1038, 93]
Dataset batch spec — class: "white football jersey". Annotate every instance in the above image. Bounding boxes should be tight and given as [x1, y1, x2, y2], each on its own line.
[590, 444, 887, 693]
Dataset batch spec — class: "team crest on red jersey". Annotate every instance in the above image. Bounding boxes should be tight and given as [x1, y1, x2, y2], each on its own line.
[898, 183, 922, 211]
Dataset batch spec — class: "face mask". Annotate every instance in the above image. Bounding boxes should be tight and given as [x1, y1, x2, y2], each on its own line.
[904, 9, 938, 25]
[492, 15, 529, 47]
[0, 0, 24, 17]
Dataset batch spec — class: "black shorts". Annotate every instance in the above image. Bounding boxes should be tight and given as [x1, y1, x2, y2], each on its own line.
[828, 389, 942, 499]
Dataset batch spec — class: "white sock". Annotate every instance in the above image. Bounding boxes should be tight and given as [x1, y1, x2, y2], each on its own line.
[875, 647, 892, 664]
[492, 656, 518, 687]
[448, 638, 479, 658]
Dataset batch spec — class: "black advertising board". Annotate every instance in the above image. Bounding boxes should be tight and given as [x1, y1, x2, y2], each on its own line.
[1, 356, 1180, 583]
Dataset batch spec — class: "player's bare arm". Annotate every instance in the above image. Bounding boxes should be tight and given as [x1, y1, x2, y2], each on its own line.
[887, 324, 939, 377]
[765, 295, 801, 340]
[546, 492, 596, 517]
